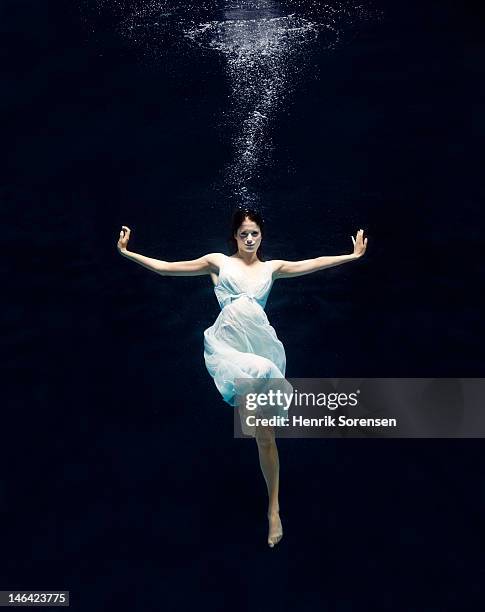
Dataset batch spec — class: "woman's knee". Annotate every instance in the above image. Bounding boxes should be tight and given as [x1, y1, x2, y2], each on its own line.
[255, 426, 276, 448]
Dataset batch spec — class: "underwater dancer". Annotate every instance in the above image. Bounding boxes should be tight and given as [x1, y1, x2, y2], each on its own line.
[117, 207, 368, 547]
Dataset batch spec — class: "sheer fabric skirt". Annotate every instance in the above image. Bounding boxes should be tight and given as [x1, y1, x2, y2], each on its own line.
[204, 297, 289, 412]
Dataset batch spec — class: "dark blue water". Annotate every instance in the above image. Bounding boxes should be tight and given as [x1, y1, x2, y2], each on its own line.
[3, 0, 485, 609]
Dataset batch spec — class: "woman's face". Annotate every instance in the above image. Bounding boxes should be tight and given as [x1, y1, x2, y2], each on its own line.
[234, 217, 262, 255]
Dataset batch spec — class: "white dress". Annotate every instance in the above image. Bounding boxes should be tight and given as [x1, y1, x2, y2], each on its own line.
[204, 254, 288, 408]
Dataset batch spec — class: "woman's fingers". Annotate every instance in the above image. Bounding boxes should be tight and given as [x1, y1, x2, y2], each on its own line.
[117, 226, 131, 249]
[351, 230, 368, 255]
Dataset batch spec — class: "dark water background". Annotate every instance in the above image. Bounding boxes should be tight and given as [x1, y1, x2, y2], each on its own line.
[3, 0, 485, 609]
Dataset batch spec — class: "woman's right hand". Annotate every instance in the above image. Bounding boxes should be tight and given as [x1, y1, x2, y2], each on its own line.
[117, 225, 131, 253]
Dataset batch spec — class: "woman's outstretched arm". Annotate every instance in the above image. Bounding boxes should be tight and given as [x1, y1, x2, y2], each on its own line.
[117, 226, 222, 276]
[271, 229, 368, 279]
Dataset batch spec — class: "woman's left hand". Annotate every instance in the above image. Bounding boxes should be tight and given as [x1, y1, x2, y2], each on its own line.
[351, 229, 368, 258]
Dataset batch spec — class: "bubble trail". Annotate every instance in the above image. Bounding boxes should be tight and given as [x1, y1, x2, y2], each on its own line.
[186, 1, 327, 206]
[88, 1, 380, 207]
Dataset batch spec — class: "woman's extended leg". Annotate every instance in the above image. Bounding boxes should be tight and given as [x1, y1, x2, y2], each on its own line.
[255, 425, 283, 548]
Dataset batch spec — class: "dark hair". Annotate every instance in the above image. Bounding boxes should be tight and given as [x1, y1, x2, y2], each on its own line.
[228, 207, 265, 260]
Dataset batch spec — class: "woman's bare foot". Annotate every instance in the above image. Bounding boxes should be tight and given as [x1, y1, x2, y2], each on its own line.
[267, 511, 283, 548]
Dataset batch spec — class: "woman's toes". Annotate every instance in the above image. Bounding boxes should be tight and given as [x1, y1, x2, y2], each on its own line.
[267, 511, 283, 547]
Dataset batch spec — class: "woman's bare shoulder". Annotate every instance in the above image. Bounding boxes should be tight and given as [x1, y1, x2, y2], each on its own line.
[204, 252, 226, 271]
[266, 260, 285, 274]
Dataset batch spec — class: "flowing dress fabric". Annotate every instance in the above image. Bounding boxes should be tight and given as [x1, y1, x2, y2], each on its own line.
[204, 255, 288, 408]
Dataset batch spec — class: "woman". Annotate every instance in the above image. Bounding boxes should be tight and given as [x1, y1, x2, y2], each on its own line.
[117, 207, 368, 547]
